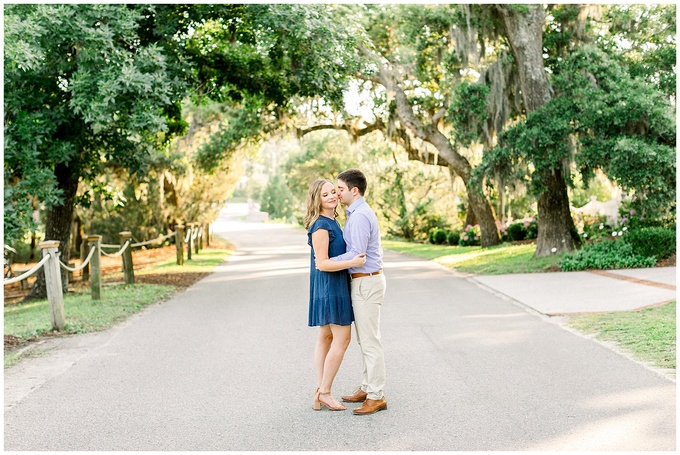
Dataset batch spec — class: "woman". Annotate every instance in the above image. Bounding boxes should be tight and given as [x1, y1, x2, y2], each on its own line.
[305, 179, 366, 411]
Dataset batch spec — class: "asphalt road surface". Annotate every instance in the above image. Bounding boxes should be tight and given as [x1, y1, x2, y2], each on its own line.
[4, 204, 675, 451]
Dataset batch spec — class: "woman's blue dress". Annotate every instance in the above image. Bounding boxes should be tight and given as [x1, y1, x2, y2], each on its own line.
[307, 216, 354, 327]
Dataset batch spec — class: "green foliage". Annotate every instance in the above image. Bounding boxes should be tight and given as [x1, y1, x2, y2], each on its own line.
[428, 228, 448, 245]
[525, 219, 538, 239]
[623, 227, 676, 260]
[558, 238, 656, 271]
[261, 175, 296, 222]
[376, 160, 451, 242]
[284, 132, 358, 203]
[185, 4, 361, 172]
[597, 4, 676, 98]
[446, 230, 461, 246]
[4, 4, 188, 244]
[507, 222, 527, 241]
[573, 213, 611, 241]
[447, 82, 490, 147]
[477, 44, 675, 224]
[77, 100, 242, 244]
[459, 224, 481, 246]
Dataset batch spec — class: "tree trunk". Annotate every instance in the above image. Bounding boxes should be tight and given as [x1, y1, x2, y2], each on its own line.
[496, 4, 581, 256]
[464, 202, 477, 228]
[534, 169, 581, 255]
[25, 163, 79, 300]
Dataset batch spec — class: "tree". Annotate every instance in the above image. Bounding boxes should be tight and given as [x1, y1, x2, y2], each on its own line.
[5, 4, 187, 297]
[181, 4, 362, 173]
[76, 99, 244, 244]
[477, 11, 676, 248]
[295, 5, 504, 246]
[493, 4, 581, 256]
[5, 4, 360, 298]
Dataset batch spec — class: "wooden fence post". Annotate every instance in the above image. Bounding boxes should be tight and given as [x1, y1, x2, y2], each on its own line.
[80, 236, 90, 282]
[119, 231, 134, 285]
[194, 224, 200, 255]
[175, 225, 185, 265]
[40, 241, 65, 331]
[88, 235, 102, 300]
[186, 223, 194, 260]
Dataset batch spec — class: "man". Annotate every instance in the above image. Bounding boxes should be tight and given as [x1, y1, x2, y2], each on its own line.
[331, 169, 387, 415]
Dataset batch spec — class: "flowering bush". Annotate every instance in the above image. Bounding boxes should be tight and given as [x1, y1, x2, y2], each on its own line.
[524, 217, 538, 239]
[459, 224, 481, 246]
[496, 220, 509, 242]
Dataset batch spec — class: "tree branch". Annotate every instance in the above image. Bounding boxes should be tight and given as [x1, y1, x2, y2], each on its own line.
[296, 118, 385, 141]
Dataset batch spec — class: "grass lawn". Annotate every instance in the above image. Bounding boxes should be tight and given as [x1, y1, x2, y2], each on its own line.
[568, 302, 676, 370]
[382, 239, 561, 274]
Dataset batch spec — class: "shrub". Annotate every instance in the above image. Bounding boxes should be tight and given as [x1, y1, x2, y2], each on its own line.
[574, 213, 611, 241]
[525, 219, 538, 239]
[446, 230, 461, 246]
[429, 227, 448, 245]
[559, 238, 656, 271]
[459, 224, 481, 246]
[507, 222, 528, 241]
[623, 227, 676, 260]
[418, 213, 449, 240]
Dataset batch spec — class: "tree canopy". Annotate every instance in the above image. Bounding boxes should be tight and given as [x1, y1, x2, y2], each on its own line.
[4, 4, 676, 270]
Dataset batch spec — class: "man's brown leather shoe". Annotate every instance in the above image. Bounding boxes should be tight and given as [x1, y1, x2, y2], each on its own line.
[341, 387, 368, 403]
[353, 398, 387, 415]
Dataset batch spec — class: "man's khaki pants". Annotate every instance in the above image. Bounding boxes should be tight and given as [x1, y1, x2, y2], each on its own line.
[350, 273, 387, 400]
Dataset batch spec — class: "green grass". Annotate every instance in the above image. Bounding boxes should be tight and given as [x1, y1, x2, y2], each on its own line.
[567, 302, 676, 370]
[382, 239, 561, 274]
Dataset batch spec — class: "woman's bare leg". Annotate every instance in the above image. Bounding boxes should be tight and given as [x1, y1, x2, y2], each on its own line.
[318, 324, 351, 408]
[314, 326, 333, 389]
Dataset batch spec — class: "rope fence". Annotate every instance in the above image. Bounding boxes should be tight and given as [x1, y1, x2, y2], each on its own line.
[101, 240, 130, 258]
[59, 246, 96, 272]
[3, 222, 213, 332]
[3, 253, 52, 285]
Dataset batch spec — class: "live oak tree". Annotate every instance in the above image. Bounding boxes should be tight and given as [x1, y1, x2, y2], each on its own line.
[5, 4, 361, 298]
[297, 5, 506, 246]
[5, 5, 187, 298]
[477, 4, 675, 255]
[492, 4, 582, 256]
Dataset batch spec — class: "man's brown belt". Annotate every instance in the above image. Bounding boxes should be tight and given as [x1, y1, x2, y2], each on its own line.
[351, 270, 382, 279]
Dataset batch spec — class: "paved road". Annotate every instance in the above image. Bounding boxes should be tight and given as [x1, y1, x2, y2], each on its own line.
[4, 205, 676, 451]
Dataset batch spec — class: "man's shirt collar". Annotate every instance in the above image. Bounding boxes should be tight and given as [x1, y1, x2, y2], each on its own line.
[346, 197, 365, 216]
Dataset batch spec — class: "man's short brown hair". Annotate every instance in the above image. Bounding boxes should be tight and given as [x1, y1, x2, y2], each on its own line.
[337, 169, 367, 196]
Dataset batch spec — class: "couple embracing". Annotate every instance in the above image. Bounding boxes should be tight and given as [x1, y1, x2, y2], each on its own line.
[304, 169, 387, 415]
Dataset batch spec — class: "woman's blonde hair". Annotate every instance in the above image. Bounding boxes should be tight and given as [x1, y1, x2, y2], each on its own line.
[304, 179, 338, 229]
